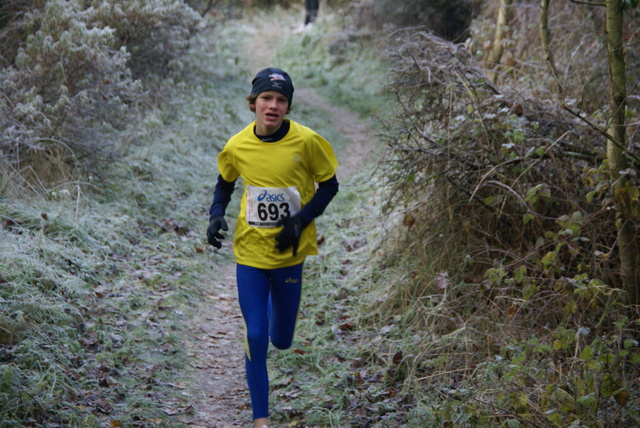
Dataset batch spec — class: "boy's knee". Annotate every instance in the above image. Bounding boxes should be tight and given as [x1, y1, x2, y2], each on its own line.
[271, 336, 293, 350]
[246, 327, 268, 347]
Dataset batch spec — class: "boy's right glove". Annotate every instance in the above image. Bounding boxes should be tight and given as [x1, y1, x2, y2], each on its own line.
[207, 216, 228, 249]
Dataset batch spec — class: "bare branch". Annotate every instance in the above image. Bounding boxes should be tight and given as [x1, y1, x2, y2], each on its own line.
[568, 0, 606, 6]
[561, 104, 640, 166]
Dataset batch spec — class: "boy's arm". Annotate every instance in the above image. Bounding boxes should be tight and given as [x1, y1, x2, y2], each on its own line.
[209, 174, 236, 219]
[296, 174, 339, 227]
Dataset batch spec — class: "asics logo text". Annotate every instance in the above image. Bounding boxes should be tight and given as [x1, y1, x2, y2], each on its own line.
[257, 190, 286, 203]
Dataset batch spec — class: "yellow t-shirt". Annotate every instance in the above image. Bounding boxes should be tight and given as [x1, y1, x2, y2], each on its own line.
[218, 119, 338, 269]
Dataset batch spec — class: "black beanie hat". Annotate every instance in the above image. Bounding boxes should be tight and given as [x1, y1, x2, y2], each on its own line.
[251, 67, 294, 105]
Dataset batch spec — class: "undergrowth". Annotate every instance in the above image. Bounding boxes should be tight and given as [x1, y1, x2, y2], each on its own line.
[359, 4, 640, 426]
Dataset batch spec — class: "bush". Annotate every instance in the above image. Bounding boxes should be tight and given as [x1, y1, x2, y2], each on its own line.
[0, 0, 137, 186]
[0, 0, 202, 187]
[93, 0, 201, 80]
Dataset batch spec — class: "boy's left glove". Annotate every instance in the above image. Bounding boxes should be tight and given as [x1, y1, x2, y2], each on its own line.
[275, 216, 303, 256]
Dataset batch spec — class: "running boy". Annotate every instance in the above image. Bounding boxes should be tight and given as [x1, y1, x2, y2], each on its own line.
[207, 67, 339, 428]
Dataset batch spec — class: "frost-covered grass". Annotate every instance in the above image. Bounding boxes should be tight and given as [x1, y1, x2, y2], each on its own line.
[0, 8, 248, 426]
[274, 7, 391, 118]
[0, 3, 386, 425]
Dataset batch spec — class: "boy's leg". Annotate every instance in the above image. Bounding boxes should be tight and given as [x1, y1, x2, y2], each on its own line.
[236, 264, 271, 420]
[268, 263, 303, 349]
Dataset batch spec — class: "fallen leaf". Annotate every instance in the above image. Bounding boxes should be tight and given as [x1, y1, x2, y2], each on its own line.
[351, 357, 365, 369]
[380, 325, 393, 335]
[280, 406, 303, 418]
[402, 212, 415, 229]
[339, 321, 355, 331]
[615, 389, 630, 406]
[166, 382, 186, 389]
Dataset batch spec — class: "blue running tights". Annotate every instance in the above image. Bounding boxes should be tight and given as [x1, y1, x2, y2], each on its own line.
[236, 263, 303, 420]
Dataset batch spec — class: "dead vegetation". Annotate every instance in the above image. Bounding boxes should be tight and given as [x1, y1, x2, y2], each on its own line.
[361, 1, 640, 425]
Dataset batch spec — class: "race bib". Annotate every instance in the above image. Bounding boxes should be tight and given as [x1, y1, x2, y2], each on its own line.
[246, 185, 301, 228]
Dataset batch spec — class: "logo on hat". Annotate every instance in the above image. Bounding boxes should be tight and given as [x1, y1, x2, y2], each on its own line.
[269, 73, 287, 82]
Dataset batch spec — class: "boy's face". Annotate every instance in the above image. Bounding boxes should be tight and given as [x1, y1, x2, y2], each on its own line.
[251, 90, 289, 136]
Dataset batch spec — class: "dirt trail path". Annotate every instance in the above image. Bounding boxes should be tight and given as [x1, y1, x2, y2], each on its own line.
[179, 19, 375, 428]
[178, 269, 249, 427]
[295, 88, 373, 179]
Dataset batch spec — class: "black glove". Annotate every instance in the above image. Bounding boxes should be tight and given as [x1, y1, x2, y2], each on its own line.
[275, 216, 303, 256]
[207, 215, 228, 249]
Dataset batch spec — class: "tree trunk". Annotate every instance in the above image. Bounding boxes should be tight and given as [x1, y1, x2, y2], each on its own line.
[539, 0, 562, 92]
[606, 0, 639, 304]
[486, 0, 512, 84]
